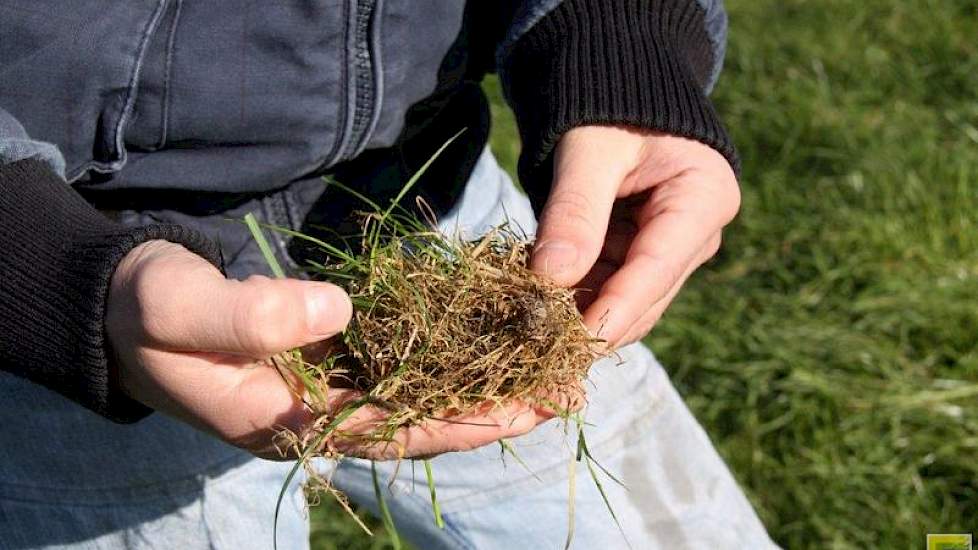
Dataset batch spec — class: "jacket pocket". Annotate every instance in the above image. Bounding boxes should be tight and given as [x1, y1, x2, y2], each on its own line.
[0, 0, 168, 181]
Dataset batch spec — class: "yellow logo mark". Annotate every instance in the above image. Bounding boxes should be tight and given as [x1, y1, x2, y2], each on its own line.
[928, 534, 973, 550]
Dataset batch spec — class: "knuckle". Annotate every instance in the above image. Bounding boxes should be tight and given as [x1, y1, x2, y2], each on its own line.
[626, 316, 661, 346]
[131, 264, 197, 344]
[683, 160, 740, 224]
[709, 173, 741, 223]
[646, 311, 664, 331]
[543, 189, 599, 233]
[233, 278, 301, 354]
[723, 183, 742, 222]
[127, 258, 171, 306]
[121, 247, 222, 345]
[705, 233, 723, 260]
[636, 252, 684, 289]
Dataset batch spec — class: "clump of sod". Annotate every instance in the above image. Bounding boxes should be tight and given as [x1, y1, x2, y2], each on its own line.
[245, 141, 620, 549]
[319, 225, 593, 431]
[285, 217, 597, 540]
[257, 198, 596, 454]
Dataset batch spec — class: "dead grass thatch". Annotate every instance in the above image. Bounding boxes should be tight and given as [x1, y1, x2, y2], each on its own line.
[275, 209, 598, 454]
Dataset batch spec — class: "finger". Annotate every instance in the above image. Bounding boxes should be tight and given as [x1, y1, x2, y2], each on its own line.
[125, 347, 318, 453]
[618, 232, 722, 346]
[130, 250, 352, 356]
[530, 381, 587, 419]
[582, 208, 719, 344]
[331, 401, 542, 460]
[575, 258, 619, 313]
[531, 134, 625, 287]
[598, 216, 640, 265]
[331, 382, 588, 460]
[617, 256, 697, 346]
[572, 217, 640, 311]
[124, 345, 374, 459]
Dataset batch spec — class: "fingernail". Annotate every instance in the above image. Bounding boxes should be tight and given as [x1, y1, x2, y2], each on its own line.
[533, 240, 579, 276]
[305, 284, 352, 337]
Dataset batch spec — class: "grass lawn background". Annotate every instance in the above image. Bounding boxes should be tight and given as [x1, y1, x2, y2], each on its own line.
[310, 0, 978, 547]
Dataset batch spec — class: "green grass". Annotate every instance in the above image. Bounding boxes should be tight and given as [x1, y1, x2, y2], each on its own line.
[310, 0, 978, 547]
[662, 1, 978, 547]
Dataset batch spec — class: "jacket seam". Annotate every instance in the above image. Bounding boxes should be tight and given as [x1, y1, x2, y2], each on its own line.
[157, 0, 184, 149]
[319, 0, 353, 170]
[350, 0, 385, 158]
[340, 0, 378, 161]
[67, 0, 170, 183]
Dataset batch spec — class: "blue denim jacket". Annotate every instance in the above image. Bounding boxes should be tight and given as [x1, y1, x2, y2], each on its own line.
[0, 0, 727, 190]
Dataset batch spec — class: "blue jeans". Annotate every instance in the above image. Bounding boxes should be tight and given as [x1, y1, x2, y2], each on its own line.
[0, 150, 776, 549]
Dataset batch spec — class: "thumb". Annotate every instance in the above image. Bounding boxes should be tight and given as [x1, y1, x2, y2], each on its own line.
[206, 276, 353, 357]
[121, 242, 353, 356]
[531, 133, 620, 287]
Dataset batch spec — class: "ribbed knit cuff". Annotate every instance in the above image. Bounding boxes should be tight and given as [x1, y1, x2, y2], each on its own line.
[0, 159, 223, 423]
[503, 0, 739, 212]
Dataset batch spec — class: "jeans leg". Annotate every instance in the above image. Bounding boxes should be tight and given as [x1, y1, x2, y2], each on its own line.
[0, 456, 308, 550]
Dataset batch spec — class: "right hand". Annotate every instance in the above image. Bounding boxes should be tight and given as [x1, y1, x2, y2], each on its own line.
[106, 240, 548, 460]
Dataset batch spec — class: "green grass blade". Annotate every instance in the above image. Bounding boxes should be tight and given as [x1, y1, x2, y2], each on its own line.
[582, 455, 631, 550]
[575, 418, 630, 549]
[252, 220, 361, 266]
[380, 129, 465, 224]
[563, 449, 577, 550]
[324, 175, 437, 239]
[577, 428, 626, 489]
[244, 212, 286, 279]
[575, 423, 585, 462]
[274, 431, 325, 550]
[324, 176, 383, 212]
[371, 462, 403, 550]
[274, 399, 367, 550]
[423, 459, 445, 529]
[499, 439, 543, 482]
[289, 363, 328, 407]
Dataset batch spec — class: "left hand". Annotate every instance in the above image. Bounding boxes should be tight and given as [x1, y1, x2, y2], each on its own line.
[531, 125, 740, 348]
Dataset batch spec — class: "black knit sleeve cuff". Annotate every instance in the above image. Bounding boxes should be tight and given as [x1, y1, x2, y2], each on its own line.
[503, 0, 739, 212]
[0, 159, 223, 423]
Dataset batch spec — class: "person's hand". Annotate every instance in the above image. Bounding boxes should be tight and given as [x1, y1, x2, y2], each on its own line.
[532, 126, 740, 348]
[107, 240, 548, 460]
